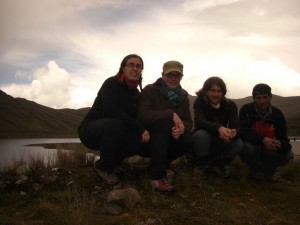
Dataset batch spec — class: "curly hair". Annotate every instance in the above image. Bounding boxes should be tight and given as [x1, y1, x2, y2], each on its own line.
[196, 76, 227, 96]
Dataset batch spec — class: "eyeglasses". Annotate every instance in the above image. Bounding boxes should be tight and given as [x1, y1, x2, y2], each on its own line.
[165, 72, 183, 79]
[125, 62, 143, 70]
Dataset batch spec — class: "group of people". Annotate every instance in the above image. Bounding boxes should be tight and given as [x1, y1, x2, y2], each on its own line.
[78, 54, 294, 195]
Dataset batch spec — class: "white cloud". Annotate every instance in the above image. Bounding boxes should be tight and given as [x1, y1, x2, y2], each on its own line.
[2, 61, 74, 108]
[0, 0, 300, 109]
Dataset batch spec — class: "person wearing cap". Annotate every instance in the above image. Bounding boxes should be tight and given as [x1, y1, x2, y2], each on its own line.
[138, 60, 193, 194]
[78, 54, 150, 185]
[192, 77, 243, 178]
[239, 83, 293, 182]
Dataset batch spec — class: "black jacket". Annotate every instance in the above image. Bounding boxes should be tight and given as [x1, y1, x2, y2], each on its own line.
[80, 75, 145, 134]
[239, 102, 291, 153]
[193, 94, 239, 136]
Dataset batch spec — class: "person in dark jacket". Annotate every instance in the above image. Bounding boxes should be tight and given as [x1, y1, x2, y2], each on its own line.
[192, 77, 243, 178]
[139, 60, 193, 195]
[239, 83, 293, 181]
[78, 54, 150, 185]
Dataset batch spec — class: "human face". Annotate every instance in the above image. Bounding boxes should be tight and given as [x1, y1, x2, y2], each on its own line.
[162, 72, 182, 89]
[254, 93, 271, 114]
[206, 84, 223, 105]
[122, 57, 143, 82]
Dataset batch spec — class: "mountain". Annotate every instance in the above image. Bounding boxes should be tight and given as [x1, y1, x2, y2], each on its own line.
[0, 90, 89, 138]
[0, 90, 299, 138]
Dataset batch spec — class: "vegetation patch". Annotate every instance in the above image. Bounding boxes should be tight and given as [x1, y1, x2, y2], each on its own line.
[0, 144, 300, 225]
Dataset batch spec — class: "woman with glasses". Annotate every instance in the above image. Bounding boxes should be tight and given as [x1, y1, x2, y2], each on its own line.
[78, 54, 150, 185]
[138, 60, 193, 195]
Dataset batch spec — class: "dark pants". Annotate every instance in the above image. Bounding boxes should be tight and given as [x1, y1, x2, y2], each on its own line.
[147, 119, 193, 180]
[192, 129, 243, 167]
[78, 118, 145, 172]
[240, 142, 294, 177]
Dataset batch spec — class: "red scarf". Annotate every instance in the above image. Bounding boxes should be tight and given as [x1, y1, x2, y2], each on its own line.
[118, 73, 139, 89]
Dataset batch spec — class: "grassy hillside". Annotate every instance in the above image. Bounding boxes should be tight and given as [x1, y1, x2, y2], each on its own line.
[0, 90, 299, 138]
[0, 90, 87, 138]
[0, 147, 299, 225]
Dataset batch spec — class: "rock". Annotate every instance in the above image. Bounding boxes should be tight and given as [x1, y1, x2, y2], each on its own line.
[106, 187, 141, 209]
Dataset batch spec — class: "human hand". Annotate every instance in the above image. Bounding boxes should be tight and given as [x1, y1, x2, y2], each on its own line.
[218, 127, 235, 142]
[173, 113, 185, 134]
[263, 137, 281, 151]
[172, 126, 181, 139]
[141, 130, 150, 143]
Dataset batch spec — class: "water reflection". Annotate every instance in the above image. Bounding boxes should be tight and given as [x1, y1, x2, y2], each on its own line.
[0, 138, 81, 170]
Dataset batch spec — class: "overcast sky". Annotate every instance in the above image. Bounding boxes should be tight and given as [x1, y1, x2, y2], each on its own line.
[1, 0, 300, 109]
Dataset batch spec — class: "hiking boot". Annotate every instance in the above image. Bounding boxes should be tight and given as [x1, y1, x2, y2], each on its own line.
[150, 178, 175, 195]
[96, 169, 119, 185]
[94, 157, 120, 185]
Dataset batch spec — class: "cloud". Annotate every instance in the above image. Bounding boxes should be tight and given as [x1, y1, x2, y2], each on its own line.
[2, 61, 75, 108]
[0, 0, 300, 109]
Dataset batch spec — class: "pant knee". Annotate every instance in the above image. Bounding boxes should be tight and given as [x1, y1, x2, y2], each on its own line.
[192, 130, 211, 157]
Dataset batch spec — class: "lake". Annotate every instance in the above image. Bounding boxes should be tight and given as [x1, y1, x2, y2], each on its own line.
[0, 138, 81, 170]
[0, 138, 299, 170]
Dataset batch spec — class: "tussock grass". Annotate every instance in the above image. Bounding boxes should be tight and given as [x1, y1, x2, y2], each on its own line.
[1, 145, 300, 225]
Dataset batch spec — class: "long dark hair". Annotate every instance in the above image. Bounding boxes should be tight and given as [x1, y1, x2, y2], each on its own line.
[196, 76, 227, 96]
[117, 54, 144, 90]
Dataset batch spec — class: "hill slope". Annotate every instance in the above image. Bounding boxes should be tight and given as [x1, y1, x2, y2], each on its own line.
[0, 90, 88, 138]
[0, 90, 299, 138]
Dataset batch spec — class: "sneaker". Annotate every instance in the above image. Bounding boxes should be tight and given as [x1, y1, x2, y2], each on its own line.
[150, 178, 175, 195]
[96, 169, 119, 185]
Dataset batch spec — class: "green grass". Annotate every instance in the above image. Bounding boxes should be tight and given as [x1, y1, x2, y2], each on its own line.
[0, 144, 299, 225]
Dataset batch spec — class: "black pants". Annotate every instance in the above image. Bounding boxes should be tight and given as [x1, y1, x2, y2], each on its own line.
[78, 118, 145, 172]
[147, 119, 193, 180]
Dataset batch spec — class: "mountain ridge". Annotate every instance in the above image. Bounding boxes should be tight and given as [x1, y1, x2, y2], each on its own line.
[1, 90, 299, 138]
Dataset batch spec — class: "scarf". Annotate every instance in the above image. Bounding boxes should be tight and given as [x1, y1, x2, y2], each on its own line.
[161, 80, 182, 106]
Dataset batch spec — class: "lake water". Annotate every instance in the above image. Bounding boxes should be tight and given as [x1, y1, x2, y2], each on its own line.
[0, 138, 81, 170]
[0, 138, 299, 170]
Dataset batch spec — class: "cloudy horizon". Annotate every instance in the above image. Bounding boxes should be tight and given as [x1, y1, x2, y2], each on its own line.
[1, 0, 300, 109]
